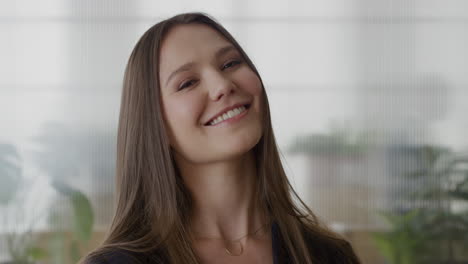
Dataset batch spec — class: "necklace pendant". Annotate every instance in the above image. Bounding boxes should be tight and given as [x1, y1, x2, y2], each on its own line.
[225, 240, 243, 256]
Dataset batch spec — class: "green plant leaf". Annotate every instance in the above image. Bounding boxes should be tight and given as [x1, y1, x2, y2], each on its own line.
[372, 233, 398, 263]
[449, 190, 468, 201]
[48, 232, 66, 264]
[373, 209, 433, 264]
[51, 180, 94, 242]
[70, 240, 81, 263]
[25, 246, 48, 260]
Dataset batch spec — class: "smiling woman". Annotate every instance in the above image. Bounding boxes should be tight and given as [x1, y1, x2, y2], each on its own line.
[81, 12, 361, 264]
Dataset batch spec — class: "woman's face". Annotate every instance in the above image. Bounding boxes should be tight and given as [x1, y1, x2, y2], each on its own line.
[159, 24, 263, 164]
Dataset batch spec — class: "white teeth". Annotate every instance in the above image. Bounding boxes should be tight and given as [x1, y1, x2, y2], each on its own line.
[209, 105, 247, 126]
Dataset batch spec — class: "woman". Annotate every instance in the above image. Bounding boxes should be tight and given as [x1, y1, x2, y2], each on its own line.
[83, 12, 361, 264]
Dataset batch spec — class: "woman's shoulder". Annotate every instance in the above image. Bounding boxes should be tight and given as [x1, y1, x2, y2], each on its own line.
[82, 249, 135, 264]
[272, 221, 360, 263]
[82, 247, 166, 264]
[302, 226, 361, 264]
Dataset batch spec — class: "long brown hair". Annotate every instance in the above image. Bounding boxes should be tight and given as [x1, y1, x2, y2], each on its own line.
[83, 12, 360, 264]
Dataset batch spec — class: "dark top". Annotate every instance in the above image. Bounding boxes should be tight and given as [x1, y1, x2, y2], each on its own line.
[86, 222, 359, 264]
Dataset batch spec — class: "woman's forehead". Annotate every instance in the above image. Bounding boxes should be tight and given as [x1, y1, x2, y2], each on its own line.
[162, 24, 230, 58]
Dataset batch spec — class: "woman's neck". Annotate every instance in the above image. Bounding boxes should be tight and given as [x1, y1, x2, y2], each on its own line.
[176, 151, 266, 240]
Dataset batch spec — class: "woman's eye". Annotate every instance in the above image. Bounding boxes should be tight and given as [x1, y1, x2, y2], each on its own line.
[178, 80, 197, 91]
[222, 59, 242, 70]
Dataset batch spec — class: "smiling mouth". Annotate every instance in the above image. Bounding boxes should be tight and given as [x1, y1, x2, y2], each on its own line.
[204, 104, 251, 126]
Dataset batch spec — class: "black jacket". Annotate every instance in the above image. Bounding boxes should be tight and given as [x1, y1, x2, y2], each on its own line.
[86, 222, 360, 264]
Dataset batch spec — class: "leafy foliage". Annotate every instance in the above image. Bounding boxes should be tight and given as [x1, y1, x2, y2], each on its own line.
[0, 142, 95, 263]
[48, 180, 95, 264]
[0, 143, 21, 204]
[288, 122, 375, 156]
[373, 145, 468, 263]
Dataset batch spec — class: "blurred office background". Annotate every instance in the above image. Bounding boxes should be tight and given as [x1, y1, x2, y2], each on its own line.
[1, 0, 468, 263]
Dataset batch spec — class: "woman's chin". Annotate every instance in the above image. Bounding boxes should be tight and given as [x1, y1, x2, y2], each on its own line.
[212, 138, 260, 160]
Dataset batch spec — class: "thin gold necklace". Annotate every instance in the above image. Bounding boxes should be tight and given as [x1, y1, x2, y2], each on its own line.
[193, 222, 269, 256]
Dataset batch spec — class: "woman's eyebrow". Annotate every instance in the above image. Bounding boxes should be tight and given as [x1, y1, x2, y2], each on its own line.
[165, 45, 237, 87]
[214, 45, 236, 59]
[165, 62, 195, 86]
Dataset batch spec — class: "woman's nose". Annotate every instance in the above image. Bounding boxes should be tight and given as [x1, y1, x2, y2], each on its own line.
[208, 73, 235, 101]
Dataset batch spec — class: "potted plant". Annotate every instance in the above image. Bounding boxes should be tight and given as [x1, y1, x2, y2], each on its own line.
[373, 145, 468, 264]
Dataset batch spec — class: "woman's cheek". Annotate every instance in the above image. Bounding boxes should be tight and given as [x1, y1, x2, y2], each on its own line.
[178, 93, 205, 125]
[239, 69, 263, 95]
